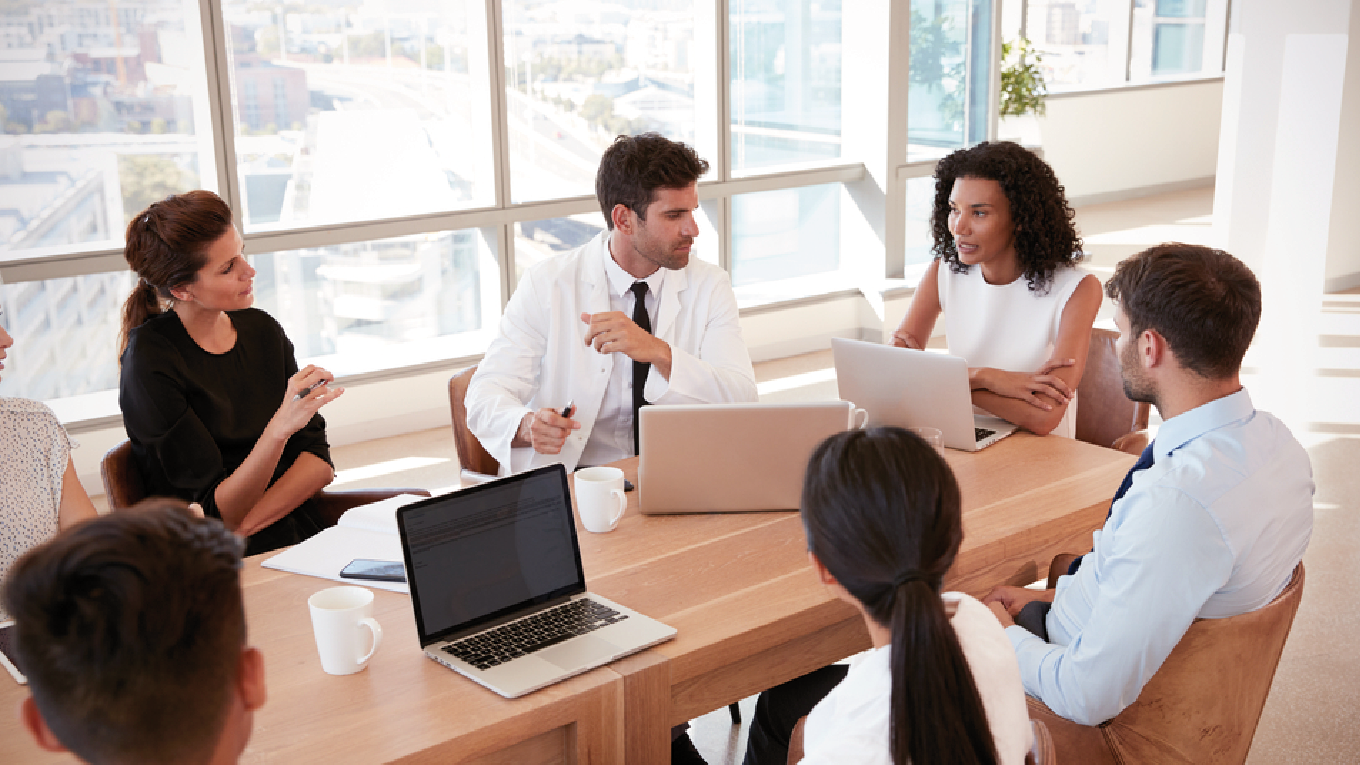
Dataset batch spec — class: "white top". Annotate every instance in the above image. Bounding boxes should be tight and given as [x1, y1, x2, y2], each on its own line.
[466, 231, 758, 475]
[0, 398, 72, 622]
[938, 263, 1090, 439]
[1008, 389, 1314, 725]
[800, 592, 1032, 765]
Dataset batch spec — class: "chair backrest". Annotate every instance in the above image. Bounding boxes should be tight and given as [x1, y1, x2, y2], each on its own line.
[101, 439, 146, 511]
[1027, 719, 1055, 765]
[448, 365, 500, 477]
[1075, 327, 1150, 452]
[1100, 563, 1305, 763]
[1034, 563, 1306, 764]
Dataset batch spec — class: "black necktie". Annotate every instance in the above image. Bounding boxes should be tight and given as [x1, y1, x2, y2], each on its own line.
[630, 281, 651, 455]
[1108, 442, 1156, 518]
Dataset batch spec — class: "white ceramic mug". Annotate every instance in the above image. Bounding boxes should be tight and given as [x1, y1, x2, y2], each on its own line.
[308, 585, 383, 675]
[575, 466, 628, 533]
[850, 406, 869, 429]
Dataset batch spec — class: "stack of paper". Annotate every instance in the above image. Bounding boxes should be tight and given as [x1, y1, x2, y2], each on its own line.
[261, 494, 428, 593]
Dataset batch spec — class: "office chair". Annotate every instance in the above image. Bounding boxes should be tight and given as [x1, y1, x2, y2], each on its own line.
[449, 365, 502, 484]
[100, 440, 429, 526]
[1028, 563, 1305, 764]
[1075, 327, 1151, 455]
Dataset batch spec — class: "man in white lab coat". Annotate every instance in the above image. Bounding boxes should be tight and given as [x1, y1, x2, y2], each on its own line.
[467, 133, 758, 476]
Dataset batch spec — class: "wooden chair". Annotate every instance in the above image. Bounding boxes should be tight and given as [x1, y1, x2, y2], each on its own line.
[100, 440, 429, 527]
[1028, 563, 1305, 764]
[1075, 327, 1151, 455]
[448, 365, 502, 483]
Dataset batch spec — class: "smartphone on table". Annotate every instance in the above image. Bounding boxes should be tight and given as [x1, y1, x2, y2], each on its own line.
[339, 559, 406, 583]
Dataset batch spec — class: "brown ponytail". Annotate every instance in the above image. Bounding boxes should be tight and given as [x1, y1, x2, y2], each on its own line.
[120, 190, 234, 355]
[801, 428, 1000, 765]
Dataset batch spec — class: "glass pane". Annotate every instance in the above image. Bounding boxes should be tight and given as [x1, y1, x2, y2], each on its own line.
[222, 0, 489, 230]
[252, 229, 497, 376]
[904, 176, 937, 269]
[502, 2, 698, 203]
[0, 0, 215, 258]
[1130, 0, 1207, 80]
[730, 0, 842, 173]
[513, 213, 607, 285]
[908, 0, 992, 161]
[731, 183, 839, 288]
[0, 273, 131, 400]
[1018, 0, 1127, 92]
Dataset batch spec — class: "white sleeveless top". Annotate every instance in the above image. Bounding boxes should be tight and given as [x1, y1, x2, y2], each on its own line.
[938, 263, 1090, 439]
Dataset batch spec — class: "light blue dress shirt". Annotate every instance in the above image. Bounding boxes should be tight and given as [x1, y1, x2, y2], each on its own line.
[1006, 389, 1313, 725]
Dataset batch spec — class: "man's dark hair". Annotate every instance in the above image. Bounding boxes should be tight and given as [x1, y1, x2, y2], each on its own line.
[1105, 243, 1262, 379]
[595, 133, 709, 230]
[931, 140, 1083, 293]
[3, 500, 247, 764]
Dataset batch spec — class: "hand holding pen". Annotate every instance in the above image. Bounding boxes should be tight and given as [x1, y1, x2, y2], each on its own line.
[267, 365, 345, 442]
[516, 399, 580, 455]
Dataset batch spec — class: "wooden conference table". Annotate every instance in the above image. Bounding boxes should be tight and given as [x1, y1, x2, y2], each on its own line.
[0, 433, 1133, 764]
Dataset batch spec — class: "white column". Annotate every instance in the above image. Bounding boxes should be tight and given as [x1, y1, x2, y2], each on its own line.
[1213, 0, 1360, 430]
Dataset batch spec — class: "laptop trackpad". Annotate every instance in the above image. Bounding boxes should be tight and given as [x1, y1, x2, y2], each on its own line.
[538, 635, 620, 670]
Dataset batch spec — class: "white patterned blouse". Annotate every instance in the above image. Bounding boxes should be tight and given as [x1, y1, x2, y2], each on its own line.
[0, 398, 72, 622]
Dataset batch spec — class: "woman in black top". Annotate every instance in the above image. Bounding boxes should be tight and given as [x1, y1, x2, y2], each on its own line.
[119, 191, 345, 554]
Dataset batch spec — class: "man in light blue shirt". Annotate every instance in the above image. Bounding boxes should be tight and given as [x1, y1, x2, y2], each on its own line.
[984, 243, 1313, 726]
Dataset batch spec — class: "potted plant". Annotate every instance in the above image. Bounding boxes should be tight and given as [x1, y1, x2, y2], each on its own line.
[998, 37, 1047, 145]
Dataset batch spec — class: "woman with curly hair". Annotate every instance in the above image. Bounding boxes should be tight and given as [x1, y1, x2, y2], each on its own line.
[892, 141, 1100, 437]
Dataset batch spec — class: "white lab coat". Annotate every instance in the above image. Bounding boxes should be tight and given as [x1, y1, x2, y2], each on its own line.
[466, 231, 758, 475]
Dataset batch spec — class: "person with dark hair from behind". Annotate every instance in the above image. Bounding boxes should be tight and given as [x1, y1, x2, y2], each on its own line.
[466, 133, 757, 477]
[891, 141, 1102, 437]
[742, 428, 1031, 765]
[983, 243, 1313, 725]
[120, 190, 343, 555]
[5, 499, 264, 764]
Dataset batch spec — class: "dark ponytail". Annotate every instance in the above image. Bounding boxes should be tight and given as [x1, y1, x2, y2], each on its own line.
[801, 428, 999, 765]
[120, 190, 233, 355]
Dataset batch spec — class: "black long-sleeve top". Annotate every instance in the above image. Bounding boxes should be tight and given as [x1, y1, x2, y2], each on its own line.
[119, 308, 332, 547]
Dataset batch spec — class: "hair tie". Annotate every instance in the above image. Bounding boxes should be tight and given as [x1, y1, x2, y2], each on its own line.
[892, 570, 928, 589]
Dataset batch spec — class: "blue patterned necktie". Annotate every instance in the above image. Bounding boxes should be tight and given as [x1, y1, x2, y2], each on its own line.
[1108, 442, 1155, 518]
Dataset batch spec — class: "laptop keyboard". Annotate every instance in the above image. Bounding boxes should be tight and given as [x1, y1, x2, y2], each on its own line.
[442, 599, 627, 670]
[975, 426, 997, 443]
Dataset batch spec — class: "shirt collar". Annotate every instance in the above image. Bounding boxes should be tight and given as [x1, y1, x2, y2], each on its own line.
[603, 233, 666, 298]
[1152, 388, 1255, 461]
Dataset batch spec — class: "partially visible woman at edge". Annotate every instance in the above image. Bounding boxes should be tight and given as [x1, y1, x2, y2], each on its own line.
[0, 323, 98, 621]
[742, 428, 1029, 765]
[893, 141, 1101, 437]
[119, 190, 343, 555]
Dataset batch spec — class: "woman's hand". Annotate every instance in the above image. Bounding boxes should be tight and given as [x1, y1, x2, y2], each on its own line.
[969, 359, 1075, 411]
[265, 365, 344, 442]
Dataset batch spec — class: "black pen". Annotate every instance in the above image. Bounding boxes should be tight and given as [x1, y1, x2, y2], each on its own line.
[293, 381, 324, 402]
[560, 400, 576, 419]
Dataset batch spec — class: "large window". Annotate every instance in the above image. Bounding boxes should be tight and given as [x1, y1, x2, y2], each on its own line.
[1003, 0, 1229, 93]
[2, 0, 1000, 421]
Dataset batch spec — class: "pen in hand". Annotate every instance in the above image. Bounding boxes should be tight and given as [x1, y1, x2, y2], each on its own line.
[560, 400, 576, 419]
[293, 381, 325, 402]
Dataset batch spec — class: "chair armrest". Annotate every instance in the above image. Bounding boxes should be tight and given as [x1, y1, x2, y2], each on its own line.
[313, 488, 432, 527]
[1111, 429, 1149, 456]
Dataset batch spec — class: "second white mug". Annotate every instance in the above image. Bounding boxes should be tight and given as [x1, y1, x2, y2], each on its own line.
[308, 585, 383, 675]
[575, 466, 628, 533]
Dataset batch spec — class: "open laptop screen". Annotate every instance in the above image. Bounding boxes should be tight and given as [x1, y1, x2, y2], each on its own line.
[399, 465, 585, 643]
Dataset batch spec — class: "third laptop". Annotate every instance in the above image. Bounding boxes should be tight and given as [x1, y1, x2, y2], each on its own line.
[831, 337, 1018, 451]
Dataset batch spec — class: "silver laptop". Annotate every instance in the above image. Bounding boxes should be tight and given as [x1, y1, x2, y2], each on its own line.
[396, 464, 675, 699]
[831, 337, 1018, 451]
[638, 401, 861, 514]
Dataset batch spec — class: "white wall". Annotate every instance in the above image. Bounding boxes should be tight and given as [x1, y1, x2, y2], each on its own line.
[1007, 79, 1224, 205]
[1326, 1, 1360, 289]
